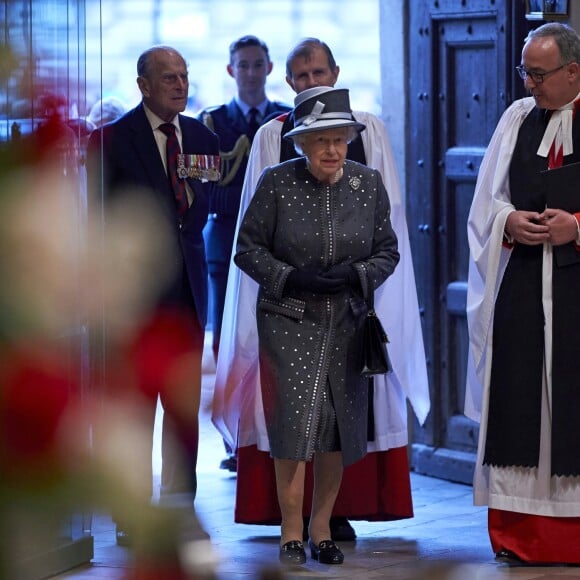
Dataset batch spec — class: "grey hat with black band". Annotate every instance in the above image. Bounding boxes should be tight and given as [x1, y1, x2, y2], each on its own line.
[285, 86, 366, 138]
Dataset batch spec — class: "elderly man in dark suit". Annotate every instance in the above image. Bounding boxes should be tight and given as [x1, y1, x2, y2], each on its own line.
[87, 45, 219, 545]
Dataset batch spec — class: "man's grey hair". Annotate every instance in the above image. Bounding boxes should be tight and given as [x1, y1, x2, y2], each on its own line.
[286, 38, 337, 79]
[136, 45, 186, 77]
[526, 22, 580, 65]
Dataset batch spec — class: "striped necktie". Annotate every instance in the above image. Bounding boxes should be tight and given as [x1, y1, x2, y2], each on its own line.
[159, 123, 188, 216]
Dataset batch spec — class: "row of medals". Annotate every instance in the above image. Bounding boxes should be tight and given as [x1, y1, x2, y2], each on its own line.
[177, 153, 221, 182]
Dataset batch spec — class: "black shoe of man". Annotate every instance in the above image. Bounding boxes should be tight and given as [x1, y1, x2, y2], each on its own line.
[115, 525, 131, 547]
[302, 516, 357, 542]
[219, 454, 237, 472]
[329, 517, 356, 541]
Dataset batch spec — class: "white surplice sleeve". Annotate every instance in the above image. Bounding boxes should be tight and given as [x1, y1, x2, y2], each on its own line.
[211, 118, 285, 450]
[465, 97, 536, 422]
[356, 110, 431, 431]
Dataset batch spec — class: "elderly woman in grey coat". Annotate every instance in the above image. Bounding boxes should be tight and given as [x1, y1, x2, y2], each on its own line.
[234, 86, 400, 566]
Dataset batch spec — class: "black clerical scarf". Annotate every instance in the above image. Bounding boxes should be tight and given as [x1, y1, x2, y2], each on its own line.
[484, 106, 580, 476]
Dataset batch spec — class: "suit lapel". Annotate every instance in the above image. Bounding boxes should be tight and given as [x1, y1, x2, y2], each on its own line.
[129, 105, 172, 198]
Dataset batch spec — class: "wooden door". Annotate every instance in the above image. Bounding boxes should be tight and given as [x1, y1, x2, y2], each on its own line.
[407, 0, 527, 483]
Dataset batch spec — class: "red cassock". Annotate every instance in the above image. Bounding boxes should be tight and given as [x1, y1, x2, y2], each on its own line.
[489, 509, 580, 564]
[235, 445, 413, 524]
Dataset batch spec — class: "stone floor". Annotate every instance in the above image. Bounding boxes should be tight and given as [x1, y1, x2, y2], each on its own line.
[51, 343, 580, 580]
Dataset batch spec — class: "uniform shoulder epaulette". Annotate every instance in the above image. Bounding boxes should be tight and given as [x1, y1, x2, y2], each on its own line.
[199, 107, 224, 132]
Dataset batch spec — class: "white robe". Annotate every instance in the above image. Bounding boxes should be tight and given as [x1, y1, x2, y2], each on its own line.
[212, 110, 430, 455]
[466, 96, 580, 517]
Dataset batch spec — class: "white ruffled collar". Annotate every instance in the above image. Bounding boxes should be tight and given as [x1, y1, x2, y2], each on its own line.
[537, 92, 580, 158]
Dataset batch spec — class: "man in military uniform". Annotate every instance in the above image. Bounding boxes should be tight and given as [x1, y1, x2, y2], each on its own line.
[198, 35, 290, 471]
[198, 35, 290, 364]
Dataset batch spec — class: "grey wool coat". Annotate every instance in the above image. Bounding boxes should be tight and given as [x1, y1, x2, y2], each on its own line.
[234, 157, 399, 466]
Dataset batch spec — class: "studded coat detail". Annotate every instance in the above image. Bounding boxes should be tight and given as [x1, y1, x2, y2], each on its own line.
[234, 157, 399, 466]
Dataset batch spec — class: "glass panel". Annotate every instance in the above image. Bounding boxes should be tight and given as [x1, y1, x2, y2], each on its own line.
[1, 0, 93, 577]
[0, 2, 384, 576]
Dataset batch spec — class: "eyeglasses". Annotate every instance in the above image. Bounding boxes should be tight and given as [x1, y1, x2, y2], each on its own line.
[515, 64, 565, 84]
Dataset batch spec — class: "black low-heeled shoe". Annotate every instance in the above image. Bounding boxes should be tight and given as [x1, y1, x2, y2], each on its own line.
[279, 540, 306, 565]
[308, 538, 344, 564]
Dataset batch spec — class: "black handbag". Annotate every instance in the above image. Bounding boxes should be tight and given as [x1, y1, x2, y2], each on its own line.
[360, 282, 392, 376]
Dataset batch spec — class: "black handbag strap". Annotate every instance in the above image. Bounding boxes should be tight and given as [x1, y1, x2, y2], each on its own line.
[363, 266, 375, 311]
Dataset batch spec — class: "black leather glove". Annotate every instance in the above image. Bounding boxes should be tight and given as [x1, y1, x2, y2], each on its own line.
[324, 264, 360, 289]
[285, 269, 345, 295]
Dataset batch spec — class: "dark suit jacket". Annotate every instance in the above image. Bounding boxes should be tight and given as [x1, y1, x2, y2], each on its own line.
[87, 103, 220, 329]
